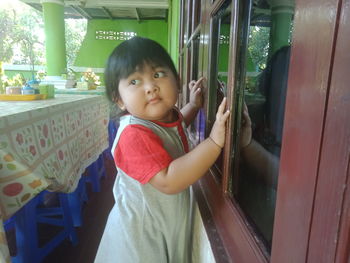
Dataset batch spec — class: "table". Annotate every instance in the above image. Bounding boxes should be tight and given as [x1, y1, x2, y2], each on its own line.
[0, 95, 109, 262]
[54, 88, 105, 95]
[54, 88, 121, 120]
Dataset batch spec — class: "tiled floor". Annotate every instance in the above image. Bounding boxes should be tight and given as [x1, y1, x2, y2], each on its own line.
[42, 157, 116, 263]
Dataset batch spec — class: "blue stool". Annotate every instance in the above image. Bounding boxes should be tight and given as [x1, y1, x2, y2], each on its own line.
[85, 119, 118, 192]
[67, 176, 88, 227]
[4, 191, 78, 263]
[85, 154, 106, 192]
[104, 120, 119, 161]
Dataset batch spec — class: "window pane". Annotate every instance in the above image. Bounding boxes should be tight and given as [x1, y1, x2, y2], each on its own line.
[208, 1, 232, 177]
[191, 0, 201, 31]
[187, 34, 203, 144]
[233, 0, 295, 251]
[183, 0, 190, 45]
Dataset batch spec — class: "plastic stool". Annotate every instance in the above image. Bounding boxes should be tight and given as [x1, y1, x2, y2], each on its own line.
[85, 154, 106, 192]
[67, 176, 88, 227]
[97, 154, 106, 179]
[4, 191, 78, 263]
[108, 119, 118, 147]
[104, 120, 119, 161]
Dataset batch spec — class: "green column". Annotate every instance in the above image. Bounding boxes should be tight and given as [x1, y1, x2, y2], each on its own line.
[42, 0, 66, 78]
[169, 0, 180, 68]
[269, 0, 295, 55]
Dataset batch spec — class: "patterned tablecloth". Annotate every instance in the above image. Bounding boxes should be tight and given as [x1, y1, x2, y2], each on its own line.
[54, 88, 105, 95]
[0, 94, 109, 262]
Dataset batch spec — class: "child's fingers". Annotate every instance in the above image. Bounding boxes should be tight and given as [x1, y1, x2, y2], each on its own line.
[195, 77, 204, 86]
[242, 103, 251, 126]
[217, 97, 227, 114]
[243, 102, 248, 112]
[216, 98, 230, 124]
[217, 108, 230, 125]
[243, 111, 251, 125]
[222, 109, 230, 121]
[190, 77, 204, 91]
[194, 86, 202, 94]
[189, 80, 196, 89]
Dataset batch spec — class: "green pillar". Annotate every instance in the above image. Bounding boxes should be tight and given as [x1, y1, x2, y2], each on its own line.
[269, 0, 295, 55]
[169, 0, 180, 68]
[42, 0, 66, 78]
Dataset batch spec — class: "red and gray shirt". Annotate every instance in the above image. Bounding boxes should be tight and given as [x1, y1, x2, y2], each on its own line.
[113, 111, 189, 184]
[95, 109, 194, 263]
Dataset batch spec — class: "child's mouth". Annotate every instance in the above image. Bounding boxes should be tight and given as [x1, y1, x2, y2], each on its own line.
[149, 97, 161, 104]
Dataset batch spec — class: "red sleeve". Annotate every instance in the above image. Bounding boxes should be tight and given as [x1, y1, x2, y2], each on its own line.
[114, 124, 173, 184]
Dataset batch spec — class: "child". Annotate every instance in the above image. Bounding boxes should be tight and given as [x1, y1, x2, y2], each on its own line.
[94, 36, 230, 263]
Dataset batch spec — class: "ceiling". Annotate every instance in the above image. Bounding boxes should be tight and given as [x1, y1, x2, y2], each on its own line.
[20, 0, 169, 20]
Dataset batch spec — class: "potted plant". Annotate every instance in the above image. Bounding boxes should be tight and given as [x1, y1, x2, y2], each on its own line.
[81, 68, 101, 90]
[3, 74, 25, 94]
[35, 70, 46, 81]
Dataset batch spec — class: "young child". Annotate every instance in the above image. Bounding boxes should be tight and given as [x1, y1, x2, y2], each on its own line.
[94, 36, 230, 263]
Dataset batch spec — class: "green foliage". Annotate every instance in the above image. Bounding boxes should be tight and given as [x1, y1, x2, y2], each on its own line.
[0, 9, 17, 62]
[65, 19, 87, 67]
[35, 69, 46, 80]
[0, 5, 45, 68]
[248, 26, 270, 70]
[2, 73, 25, 87]
[15, 8, 45, 68]
[0, 3, 87, 69]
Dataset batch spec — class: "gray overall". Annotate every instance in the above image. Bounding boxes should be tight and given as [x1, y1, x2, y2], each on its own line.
[95, 114, 194, 263]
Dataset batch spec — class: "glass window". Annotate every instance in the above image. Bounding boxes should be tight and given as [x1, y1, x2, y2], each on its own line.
[187, 33, 203, 144]
[208, 1, 232, 177]
[191, 0, 201, 31]
[180, 0, 203, 144]
[182, 0, 191, 45]
[232, 0, 295, 252]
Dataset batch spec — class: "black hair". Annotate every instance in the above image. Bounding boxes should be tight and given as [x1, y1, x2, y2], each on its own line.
[104, 36, 179, 102]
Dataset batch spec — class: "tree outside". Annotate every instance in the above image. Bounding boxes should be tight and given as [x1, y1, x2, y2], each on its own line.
[65, 18, 87, 68]
[248, 25, 270, 71]
[0, 0, 87, 72]
[0, 9, 17, 63]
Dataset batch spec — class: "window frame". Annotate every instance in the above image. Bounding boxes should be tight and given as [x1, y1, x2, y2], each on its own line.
[178, 0, 349, 262]
[189, 0, 271, 260]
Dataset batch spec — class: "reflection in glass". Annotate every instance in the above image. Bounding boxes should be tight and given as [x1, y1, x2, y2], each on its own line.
[187, 34, 203, 144]
[235, 0, 294, 251]
[210, 2, 231, 176]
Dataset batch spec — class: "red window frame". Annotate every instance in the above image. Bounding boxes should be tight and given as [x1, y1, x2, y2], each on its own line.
[178, 0, 350, 262]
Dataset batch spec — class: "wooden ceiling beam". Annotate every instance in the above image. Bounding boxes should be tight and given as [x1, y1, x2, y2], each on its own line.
[102, 6, 114, 19]
[135, 8, 140, 22]
[71, 5, 92, 19]
[85, 0, 168, 9]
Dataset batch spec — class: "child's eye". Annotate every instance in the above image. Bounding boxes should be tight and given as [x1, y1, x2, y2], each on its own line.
[154, 71, 165, 78]
[130, 79, 141, 85]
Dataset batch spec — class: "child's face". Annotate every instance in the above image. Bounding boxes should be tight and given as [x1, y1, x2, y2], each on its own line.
[117, 63, 179, 123]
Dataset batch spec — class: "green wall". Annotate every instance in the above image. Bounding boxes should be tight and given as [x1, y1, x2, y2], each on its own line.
[4, 70, 33, 80]
[74, 19, 169, 69]
[168, 0, 180, 68]
[217, 24, 257, 86]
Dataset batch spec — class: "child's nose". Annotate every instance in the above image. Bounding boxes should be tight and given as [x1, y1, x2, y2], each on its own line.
[145, 81, 159, 94]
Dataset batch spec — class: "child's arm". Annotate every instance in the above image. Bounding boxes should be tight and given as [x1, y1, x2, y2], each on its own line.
[150, 97, 230, 194]
[180, 77, 204, 126]
[240, 102, 279, 189]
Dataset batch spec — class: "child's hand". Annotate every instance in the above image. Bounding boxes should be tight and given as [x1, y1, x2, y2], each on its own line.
[188, 77, 204, 110]
[209, 97, 230, 148]
[240, 102, 252, 148]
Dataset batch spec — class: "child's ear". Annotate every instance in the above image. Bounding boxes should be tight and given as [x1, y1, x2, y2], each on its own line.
[115, 98, 126, 111]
